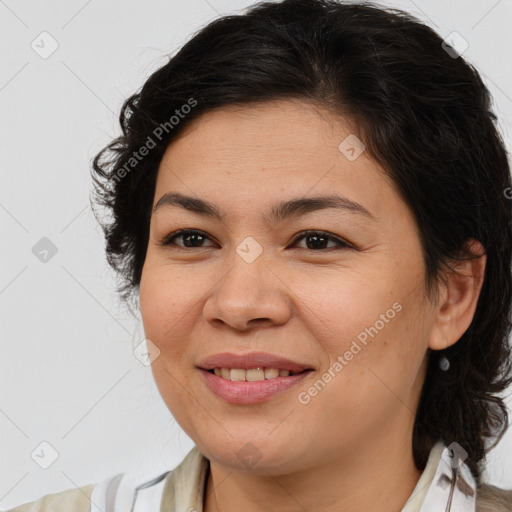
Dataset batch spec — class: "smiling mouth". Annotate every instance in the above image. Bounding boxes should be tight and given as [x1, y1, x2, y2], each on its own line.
[206, 367, 309, 381]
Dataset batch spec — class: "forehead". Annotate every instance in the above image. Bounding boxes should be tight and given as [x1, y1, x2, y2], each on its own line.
[153, 100, 400, 222]
[165, 100, 358, 165]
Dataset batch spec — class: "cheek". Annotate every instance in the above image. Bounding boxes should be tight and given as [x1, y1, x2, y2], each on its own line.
[139, 266, 200, 428]
[290, 267, 401, 347]
[293, 269, 425, 396]
[139, 271, 185, 373]
[139, 262, 198, 339]
[297, 307, 425, 442]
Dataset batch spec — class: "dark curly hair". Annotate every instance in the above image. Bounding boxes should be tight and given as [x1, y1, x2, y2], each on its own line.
[90, 0, 512, 481]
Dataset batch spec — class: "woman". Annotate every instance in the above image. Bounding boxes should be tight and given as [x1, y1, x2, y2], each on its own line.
[7, 0, 512, 510]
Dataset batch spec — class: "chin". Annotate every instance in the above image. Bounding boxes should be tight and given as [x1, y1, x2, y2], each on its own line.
[196, 433, 308, 475]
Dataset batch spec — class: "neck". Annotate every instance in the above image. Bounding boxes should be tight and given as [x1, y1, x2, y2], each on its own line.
[203, 428, 423, 512]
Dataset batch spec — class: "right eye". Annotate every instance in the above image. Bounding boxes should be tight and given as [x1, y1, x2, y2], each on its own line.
[158, 229, 218, 249]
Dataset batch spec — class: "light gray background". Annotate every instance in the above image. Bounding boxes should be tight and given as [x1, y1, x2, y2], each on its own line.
[1, 0, 511, 508]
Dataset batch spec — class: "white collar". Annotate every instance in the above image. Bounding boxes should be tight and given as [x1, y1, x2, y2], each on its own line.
[418, 441, 477, 512]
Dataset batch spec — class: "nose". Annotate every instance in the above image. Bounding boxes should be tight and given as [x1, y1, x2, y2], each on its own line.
[202, 255, 292, 332]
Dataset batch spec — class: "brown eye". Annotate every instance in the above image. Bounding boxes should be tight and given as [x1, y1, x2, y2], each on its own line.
[159, 229, 217, 248]
[290, 231, 352, 250]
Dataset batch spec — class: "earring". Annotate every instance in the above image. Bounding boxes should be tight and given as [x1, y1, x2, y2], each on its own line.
[439, 356, 450, 371]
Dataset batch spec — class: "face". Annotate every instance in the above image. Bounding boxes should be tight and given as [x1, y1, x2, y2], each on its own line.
[139, 99, 436, 475]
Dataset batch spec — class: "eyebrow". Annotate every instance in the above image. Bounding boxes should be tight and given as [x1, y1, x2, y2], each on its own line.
[153, 192, 375, 224]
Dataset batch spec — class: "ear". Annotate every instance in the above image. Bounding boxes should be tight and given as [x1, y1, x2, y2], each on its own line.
[427, 239, 487, 351]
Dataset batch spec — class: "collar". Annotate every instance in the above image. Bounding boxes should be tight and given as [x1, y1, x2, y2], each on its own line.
[418, 441, 477, 512]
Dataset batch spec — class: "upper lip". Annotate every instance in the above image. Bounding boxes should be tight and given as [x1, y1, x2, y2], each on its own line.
[197, 352, 314, 373]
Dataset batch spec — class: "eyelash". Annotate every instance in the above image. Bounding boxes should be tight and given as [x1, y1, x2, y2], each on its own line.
[158, 229, 353, 251]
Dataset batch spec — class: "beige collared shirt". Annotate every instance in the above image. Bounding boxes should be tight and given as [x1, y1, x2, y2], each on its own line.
[6, 439, 474, 512]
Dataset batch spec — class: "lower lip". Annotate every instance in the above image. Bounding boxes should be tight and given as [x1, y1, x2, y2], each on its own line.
[199, 369, 312, 404]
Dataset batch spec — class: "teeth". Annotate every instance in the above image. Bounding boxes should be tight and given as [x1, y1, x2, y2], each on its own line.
[264, 368, 279, 379]
[230, 369, 246, 381]
[246, 368, 265, 381]
[212, 367, 296, 381]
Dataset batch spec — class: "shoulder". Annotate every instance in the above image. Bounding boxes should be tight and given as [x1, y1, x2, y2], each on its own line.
[2, 453, 194, 512]
[4, 483, 96, 512]
[476, 482, 512, 512]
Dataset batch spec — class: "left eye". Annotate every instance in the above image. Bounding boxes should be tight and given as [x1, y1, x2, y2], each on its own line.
[158, 229, 352, 251]
[290, 230, 352, 250]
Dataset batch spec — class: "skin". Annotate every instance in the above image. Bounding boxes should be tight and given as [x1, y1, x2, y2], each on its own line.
[139, 99, 486, 512]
